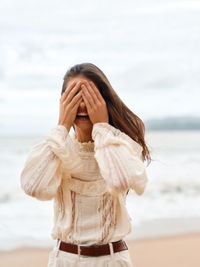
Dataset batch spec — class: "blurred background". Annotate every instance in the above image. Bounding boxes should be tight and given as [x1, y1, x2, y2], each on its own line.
[0, 0, 200, 266]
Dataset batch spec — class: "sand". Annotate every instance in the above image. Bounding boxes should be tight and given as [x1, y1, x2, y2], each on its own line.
[0, 233, 200, 267]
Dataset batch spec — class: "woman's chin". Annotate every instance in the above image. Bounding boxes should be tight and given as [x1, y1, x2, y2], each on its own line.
[74, 117, 93, 129]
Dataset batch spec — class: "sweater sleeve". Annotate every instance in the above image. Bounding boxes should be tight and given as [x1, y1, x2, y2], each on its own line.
[92, 122, 148, 196]
[20, 125, 82, 201]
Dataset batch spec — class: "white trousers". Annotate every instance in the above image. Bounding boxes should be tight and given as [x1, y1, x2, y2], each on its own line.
[47, 240, 133, 267]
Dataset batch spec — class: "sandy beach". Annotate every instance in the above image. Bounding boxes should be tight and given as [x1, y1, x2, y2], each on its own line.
[0, 233, 199, 267]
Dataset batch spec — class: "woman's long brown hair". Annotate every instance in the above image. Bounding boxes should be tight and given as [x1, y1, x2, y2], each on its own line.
[61, 62, 151, 165]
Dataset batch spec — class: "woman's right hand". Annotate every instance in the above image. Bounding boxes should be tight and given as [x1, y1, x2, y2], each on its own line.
[58, 80, 83, 132]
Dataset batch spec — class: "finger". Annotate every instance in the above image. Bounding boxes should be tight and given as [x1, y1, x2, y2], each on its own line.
[81, 84, 95, 107]
[89, 81, 104, 103]
[65, 81, 83, 104]
[61, 81, 76, 102]
[82, 91, 92, 111]
[83, 82, 100, 105]
[66, 90, 82, 108]
[81, 82, 96, 104]
[72, 96, 82, 110]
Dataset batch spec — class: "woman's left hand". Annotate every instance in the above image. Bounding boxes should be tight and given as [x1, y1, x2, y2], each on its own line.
[81, 81, 109, 124]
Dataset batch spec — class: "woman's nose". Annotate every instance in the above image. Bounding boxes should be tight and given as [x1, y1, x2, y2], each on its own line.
[79, 98, 86, 109]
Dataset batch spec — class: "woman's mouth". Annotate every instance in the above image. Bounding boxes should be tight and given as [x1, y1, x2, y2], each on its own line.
[76, 113, 90, 120]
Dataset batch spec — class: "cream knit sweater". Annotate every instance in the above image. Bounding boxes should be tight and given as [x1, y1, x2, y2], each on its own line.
[20, 122, 148, 245]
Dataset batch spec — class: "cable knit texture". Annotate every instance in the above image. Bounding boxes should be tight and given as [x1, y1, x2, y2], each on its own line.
[20, 122, 148, 245]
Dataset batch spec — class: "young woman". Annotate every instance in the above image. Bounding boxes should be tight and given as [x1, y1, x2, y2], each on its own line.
[20, 63, 151, 267]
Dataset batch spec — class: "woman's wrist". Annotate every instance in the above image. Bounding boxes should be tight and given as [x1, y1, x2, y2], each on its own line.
[57, 123, 71, 132]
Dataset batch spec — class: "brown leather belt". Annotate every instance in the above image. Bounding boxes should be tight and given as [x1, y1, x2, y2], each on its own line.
[58, 239, 128, 257]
